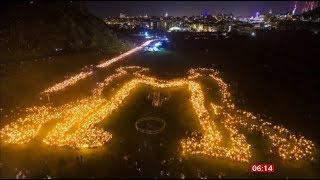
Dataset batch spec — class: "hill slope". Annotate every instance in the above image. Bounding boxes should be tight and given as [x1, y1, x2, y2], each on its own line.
[0, 2, 128, 62]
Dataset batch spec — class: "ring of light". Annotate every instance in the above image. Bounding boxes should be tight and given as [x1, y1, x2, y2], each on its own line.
[135, 117, 166, 135]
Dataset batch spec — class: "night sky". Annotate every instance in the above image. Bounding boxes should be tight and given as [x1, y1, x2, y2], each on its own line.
[86, 1, 306, 18]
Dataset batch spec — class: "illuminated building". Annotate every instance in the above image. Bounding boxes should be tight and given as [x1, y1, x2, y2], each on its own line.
[120, 13, 126, 18]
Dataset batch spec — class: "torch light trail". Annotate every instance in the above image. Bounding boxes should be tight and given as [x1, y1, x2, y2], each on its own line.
[1, 66, 315, 162]
[41, 39, 157, 94]
[96, 40, 156, 68]
[42, 71, 93, 94]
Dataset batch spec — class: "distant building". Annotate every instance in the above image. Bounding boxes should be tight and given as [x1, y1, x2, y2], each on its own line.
[120, 13, 126, 18]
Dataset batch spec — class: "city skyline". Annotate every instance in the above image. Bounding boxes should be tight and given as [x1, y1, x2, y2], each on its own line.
[86, 1, 307, 18]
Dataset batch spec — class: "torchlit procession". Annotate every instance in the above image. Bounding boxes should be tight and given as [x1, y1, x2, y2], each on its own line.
[41, 40, 156, 95]
[0, 65, 315, 162]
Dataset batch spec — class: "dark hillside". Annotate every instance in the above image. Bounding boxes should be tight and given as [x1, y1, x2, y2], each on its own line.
[0, 1, 128, 62]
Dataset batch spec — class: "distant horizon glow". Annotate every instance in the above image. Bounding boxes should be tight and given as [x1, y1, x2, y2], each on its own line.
[86, 1, 309, 18]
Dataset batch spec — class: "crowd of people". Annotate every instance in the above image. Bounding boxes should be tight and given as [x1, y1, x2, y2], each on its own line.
[4, 139, 230, 179]
[117, 136, 213, 179]
[14, 168, 28, 179]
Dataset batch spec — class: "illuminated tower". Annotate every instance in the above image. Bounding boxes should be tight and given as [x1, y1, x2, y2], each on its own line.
[255, 12, 260, 20]
[292, 1, 297, 15]
[201, 11, 208, 17]
[165, 12, 168, 17]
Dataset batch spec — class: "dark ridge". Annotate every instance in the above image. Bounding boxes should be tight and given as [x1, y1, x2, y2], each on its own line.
[0, 1, 128, 62]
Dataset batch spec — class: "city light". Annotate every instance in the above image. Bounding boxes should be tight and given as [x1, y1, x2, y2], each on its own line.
[168, 27, 182, 32]
[154, 42, 162, 47]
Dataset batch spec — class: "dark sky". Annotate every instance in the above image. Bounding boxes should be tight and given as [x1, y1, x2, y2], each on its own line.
[86, 1, 305, 18]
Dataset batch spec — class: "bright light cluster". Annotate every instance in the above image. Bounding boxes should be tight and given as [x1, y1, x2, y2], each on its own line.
[211, 103, 314, 161]
[229, 107, 314, 161]
[189, 67, 315, 161]
[0, 66, 315, 162]
[42, 71, 93, 94]
[41, 40, 156, 95]
[181, 74, 250, 162]
[42, 96, 110, 148]
[92, 66, 149, 97]
[96, 40, 156, 68]
[0, 106, 55, 144]
[188, 68, 315, 161]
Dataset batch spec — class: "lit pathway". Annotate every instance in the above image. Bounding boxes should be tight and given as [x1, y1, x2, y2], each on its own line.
[41, 39, 157, 94]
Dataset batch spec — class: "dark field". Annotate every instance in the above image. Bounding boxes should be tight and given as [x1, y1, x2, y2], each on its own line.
[123, 38, 320, 143]
[0, 38, 320, 178]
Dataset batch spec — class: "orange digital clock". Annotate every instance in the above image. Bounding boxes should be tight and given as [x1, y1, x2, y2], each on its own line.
[250, 164, 274, 173]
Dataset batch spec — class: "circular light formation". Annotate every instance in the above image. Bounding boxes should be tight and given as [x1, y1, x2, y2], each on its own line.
[135, 117, 166, 135]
